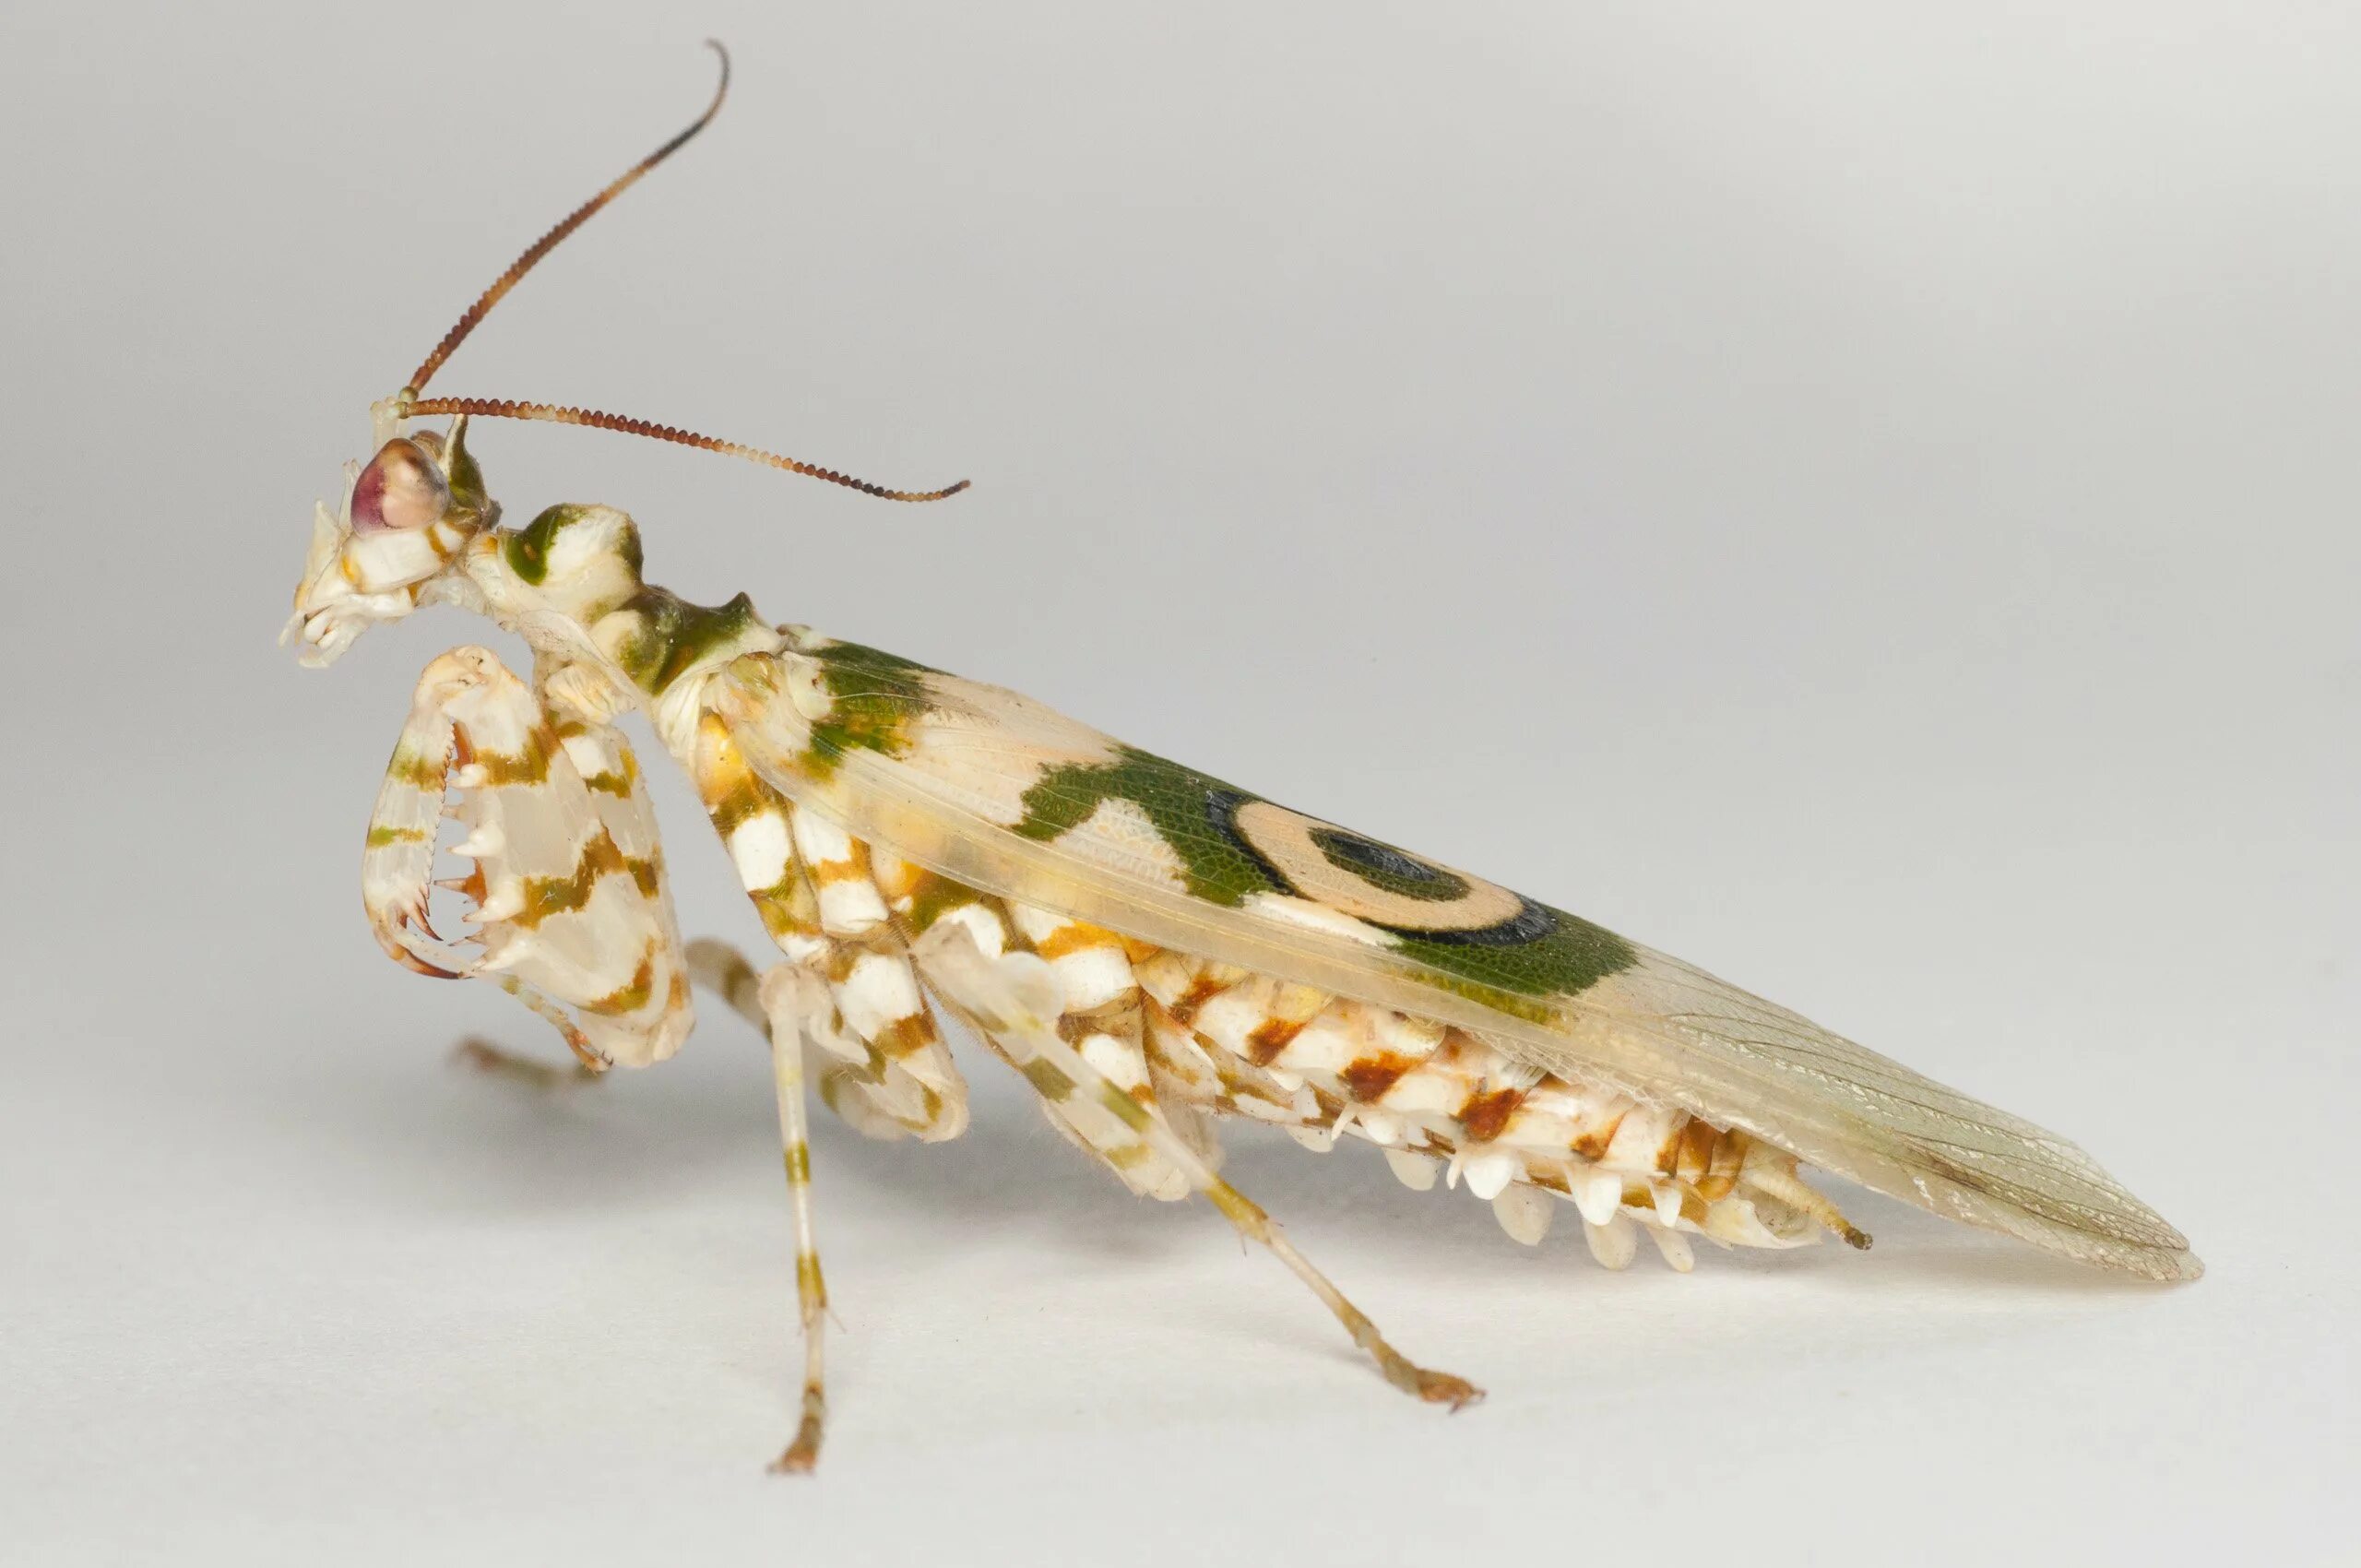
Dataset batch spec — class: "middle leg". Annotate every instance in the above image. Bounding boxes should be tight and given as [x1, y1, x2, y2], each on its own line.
[753, 962, 834, 1474]
[679, 939, 836, 1470]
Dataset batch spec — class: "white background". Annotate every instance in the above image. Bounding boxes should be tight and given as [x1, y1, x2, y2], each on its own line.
[3, 3, 2351, 1562]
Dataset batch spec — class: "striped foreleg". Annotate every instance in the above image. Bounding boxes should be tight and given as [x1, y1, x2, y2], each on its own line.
[912, 921, 1480, 1410]
[362, 647, 693, 1073]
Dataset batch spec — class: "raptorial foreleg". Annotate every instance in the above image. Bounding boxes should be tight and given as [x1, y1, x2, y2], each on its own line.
[362, 646, 694, 1071]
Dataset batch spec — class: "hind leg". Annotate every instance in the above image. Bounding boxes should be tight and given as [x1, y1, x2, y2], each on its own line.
[913, 918, 1480, 1410]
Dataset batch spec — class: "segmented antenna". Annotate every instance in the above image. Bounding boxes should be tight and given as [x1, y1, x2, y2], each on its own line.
[397, 42, 968, 505]
[400, 398, 970, 502]
[408, 42, 732, 395]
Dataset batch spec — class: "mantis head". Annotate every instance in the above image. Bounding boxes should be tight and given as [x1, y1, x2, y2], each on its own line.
[285, 405, 495, 667]
[283, 43, 962, 670]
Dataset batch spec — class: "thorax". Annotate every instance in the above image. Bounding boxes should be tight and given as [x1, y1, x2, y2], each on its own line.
[453, 511, 785, 749]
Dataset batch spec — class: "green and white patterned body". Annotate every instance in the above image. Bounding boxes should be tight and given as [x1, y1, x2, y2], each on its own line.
[287, 56, 2194, 1470]
[294, 416, 2192, 1234]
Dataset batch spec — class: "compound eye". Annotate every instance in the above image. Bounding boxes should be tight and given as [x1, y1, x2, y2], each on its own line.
[350, 437, 451, 532]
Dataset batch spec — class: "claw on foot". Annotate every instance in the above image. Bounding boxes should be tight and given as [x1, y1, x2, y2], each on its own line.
[1416, 1369, 1485, 1410]
[769, 1417, 824, 1476]
[1370, 1339, 1485, 1410]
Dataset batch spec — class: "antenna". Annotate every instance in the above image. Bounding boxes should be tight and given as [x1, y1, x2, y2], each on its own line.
[395, 44, 969, 504]
[408, 42, 731, 396]
[398, 398, 969, 503]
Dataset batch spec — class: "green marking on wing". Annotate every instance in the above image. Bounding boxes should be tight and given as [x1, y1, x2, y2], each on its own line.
[1392, 916, 1637, 1018]
[1308, 826, 1468, 902]
[1013, 742, 1638, 1006]
[801, 641, 937, 779]
[1015, 746, 1278, 907]
[811, 640, 940, 683]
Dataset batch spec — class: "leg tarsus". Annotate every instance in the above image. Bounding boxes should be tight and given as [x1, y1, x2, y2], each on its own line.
[1201, 1181, 1483, 1410]
[770, 1384, 826, 1475]
[768, 1250, 828, 1474]
[449, 1035, 605, 1090]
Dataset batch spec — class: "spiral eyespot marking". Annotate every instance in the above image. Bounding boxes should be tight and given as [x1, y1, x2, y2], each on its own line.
[1220, 797, 1549, 942]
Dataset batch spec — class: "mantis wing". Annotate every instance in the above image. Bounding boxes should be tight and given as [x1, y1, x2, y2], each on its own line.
[708, 634, 2195, 1281]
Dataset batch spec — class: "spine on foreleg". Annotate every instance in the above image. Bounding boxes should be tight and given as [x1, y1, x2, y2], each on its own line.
[362, 647, 694, 1068]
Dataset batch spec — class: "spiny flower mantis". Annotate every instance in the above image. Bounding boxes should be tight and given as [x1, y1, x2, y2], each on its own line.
[289, 44, 2197, 1474]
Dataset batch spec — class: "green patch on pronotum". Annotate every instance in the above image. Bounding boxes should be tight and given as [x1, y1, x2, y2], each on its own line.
[503, 503, 643, 591]
[615, 590, 767, 694]
[501, 503, 589, 585]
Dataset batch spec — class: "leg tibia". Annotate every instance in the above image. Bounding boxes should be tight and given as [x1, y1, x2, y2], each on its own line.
[912, 920, 1479, 1410]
